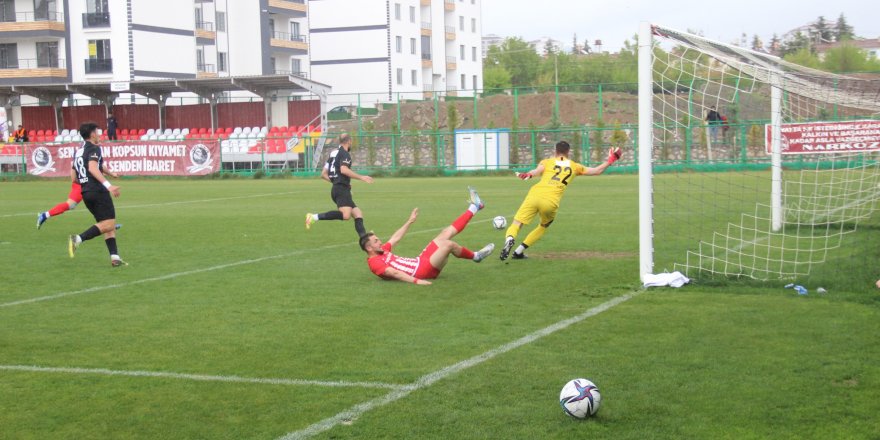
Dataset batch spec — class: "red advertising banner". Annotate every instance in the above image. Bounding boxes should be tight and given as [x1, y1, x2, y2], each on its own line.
[25, 140, 221, 177]
[765, 120, 880, 155]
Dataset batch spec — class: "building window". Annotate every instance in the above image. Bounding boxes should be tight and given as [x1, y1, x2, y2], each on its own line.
[0, 43, 18, 69]
[461, 74, 466, 89]
[218, 52, 227, 72]
[36, 41, 58, 67]
[396, 68, 403, 85]
[290, 58, 301, 75]
[86, 39, 111, 73]
[472, 46, 476, 61]
[0, 0, 15, 23]
[395, 36, 402, 53]
[473, 74, 478, 90]
[471, 18, 476, 33]
[411, 69, 417, 86]
[394, 3, 400, 20]
[410, 38, 416, 55]
[83, 0, 109, 27]
[409, 5, 415, 23]
[420, 36, 431, 60]
[459, 45, 464, 60]
[216, 11, 226, 32]
[291, 21, 300, 39]
[34, 0, 57, 21]
[459, 16, 464, 31]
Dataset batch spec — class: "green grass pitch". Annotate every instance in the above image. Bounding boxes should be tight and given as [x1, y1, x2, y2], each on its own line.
[1, 176, 878, 439]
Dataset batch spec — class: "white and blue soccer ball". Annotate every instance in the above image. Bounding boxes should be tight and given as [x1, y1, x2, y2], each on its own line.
[559, 378, 601, 419]
[492, 215, 507, 230]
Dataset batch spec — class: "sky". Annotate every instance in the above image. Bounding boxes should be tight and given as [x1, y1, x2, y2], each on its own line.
[480, 0, 880, 52]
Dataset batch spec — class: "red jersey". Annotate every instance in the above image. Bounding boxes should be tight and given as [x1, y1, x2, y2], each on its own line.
[367, 243, 420, 279]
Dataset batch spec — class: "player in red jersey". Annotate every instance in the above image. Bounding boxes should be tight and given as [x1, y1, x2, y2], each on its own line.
[359, 187, 494, 285]
[37, 152, 120, 229]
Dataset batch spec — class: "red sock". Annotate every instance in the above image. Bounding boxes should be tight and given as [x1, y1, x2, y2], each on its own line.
[48, 202, 69, 217]
[451, 210, 474, 233]
[458, 247, 474, 260]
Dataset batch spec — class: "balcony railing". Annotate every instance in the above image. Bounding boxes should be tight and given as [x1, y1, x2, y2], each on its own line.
[82, 12, 110, 28]
[421, 53, 432, 61]
[84, 58, 112, 73]
[272, 31, 307, 43]
[0, 11, 64, 22]
[421, 21, 431, 30]
[274, 70, 308, 78]
[197, 63, 216, 73]
[195, 21, 214, 31]
[0, 58, 67, 69]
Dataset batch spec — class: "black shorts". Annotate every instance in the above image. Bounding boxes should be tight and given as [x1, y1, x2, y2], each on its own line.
[82, 190, 116, 222]
[331, 184, 356, 209]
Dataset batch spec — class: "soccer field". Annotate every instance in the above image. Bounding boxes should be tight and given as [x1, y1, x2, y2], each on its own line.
[1, 176, 879, 439]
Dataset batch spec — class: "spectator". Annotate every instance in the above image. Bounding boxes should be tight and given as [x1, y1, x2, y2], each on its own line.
[13, 125, 28, 142]
[706, 106, 722, 143]
[107, 112, 118, 140]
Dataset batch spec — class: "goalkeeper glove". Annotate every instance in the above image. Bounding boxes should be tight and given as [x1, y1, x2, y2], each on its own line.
[516, 172, 532, 180]
[606, 148, 622, 165]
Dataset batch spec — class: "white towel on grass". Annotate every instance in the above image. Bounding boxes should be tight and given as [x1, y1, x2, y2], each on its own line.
[643, 271, 690, 288]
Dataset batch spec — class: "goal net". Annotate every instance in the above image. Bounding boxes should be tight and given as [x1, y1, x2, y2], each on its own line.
[638, 23, 880, 289]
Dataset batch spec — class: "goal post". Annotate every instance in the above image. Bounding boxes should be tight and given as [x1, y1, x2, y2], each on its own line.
[638, 23, 880, 288]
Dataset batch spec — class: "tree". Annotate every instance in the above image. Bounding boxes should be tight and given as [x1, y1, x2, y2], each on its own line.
[751, 34, 763, 51]
[783, 47, 821, 69]
[769, 34, 782, 53]
[571, 33, 579, 55]
[583, 38, 592, 54]
[812, 16, 833, 43]
[482, 65, 512, 90]
[834, 13, 854, 41]
[484, 37, 542, 87]
[543, 39, 557, 56]
[822, 43, 880, 73]
[781, 31, 811, 56]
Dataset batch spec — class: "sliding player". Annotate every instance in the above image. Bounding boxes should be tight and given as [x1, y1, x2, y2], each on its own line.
[359, 187, 494, 285]
[500, 141, 621, 261]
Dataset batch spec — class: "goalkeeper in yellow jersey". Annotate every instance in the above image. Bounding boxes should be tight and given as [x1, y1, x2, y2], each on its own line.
[500, 140, 622, 261]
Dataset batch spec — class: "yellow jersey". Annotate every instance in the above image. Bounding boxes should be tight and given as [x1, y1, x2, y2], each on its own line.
[525, 157, 587, 204]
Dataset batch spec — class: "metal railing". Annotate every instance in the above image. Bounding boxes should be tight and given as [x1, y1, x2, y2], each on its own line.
[82, 12, 110, 28]
[197, 63, 216, 73]
[446, 56, 457, 64]
[195, 21, 214, 32]
[84, 58, 112, 73]
[420, 21, 431, 30]
[271, 31, 307, 43]
[421, 53, 432, 61]
[444, 25, 455, 34]
[0, 11, 65, 22]
[0, 58, 66, 69]
[274, 70, 308, 78]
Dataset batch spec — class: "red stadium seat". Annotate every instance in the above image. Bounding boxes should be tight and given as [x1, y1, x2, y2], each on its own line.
[37, 130, 45, 136]
[51, 129, 58, 136]
[119, 129, 128, 136]
[198, 128, 207, 134]
[138, 129, 146, 135]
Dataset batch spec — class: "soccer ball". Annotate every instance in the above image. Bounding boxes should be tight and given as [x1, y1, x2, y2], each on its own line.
[492, 215, 507, 230]
[559, 378, 601, 419]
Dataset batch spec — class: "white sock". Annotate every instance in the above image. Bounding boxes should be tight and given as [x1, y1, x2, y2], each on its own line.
[74, 235, 83, 245]
[515, 245, 526, 254]
[44, 211, 51, 218]
[110, 254, 120, 261]
[467, 204, 478, 214]
[311, 214, 320, 221]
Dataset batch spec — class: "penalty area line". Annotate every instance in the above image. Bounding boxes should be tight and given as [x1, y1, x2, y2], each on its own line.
[0, 365, 407, 390]
[276, 290, 641, 440]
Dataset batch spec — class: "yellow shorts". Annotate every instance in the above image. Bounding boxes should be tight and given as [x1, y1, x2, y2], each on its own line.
[513, 195, 559, 226]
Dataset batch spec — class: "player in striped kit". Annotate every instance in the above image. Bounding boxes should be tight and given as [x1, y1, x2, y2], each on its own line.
[359, 187, 494, 285]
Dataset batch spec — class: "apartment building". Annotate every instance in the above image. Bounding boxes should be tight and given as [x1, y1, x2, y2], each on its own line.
[0, 0, 310, 85]
[309, 0, 482, 105]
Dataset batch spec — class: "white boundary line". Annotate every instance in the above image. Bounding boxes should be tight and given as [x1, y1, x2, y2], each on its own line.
[0, 365, 406, 390]
[277, 291, 640, 440]
[0, 219, 491, 308]
[0, 191, 302, 218]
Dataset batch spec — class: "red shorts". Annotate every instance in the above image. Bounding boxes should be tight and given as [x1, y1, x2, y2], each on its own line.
[68, 182, 83, 203]
[414, 241, 442, 279]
